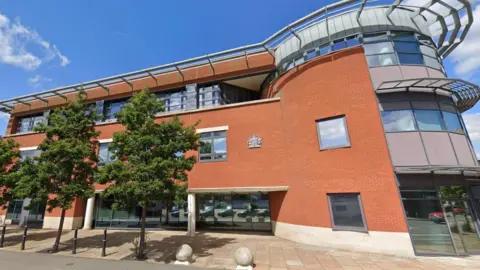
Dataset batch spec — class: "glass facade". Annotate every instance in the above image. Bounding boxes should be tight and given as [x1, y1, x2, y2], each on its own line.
[197, 193, 271, 231]
[399, 176, 480, 256]
[199, 131, 227, 161]
[93, 192, 272, 232]
[6, 199, 46, 227]
[380, 99, 465, 134]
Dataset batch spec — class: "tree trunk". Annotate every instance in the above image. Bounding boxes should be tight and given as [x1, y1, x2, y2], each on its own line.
[138, 206, 147, 259]
[52, 208, 66, 253]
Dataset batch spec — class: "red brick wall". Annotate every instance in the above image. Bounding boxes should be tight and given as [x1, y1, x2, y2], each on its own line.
[4, 47, 407, 233]
[266, 47, 407, 232]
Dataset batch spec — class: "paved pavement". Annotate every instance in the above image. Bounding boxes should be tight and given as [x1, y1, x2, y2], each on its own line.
[0, 250, 205, 270]
[1, 227, 480, 269]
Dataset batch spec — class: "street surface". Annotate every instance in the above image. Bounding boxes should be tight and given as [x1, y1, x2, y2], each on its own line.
[0, 250, 205, 270]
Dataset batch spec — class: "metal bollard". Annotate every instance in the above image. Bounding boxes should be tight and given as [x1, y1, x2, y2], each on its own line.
[20, 226, 28, 251]
[72, 227, 78, 254]
[101, 228, 107, 257]
[0, 225, 6, 248]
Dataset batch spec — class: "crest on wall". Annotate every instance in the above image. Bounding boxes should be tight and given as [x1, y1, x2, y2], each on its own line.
[248, 134, 262, 149]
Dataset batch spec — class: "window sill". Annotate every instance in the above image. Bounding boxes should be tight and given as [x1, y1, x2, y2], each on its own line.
[5, 131, 39, 138]
[332, 227, 368, 233]
[320, 145, 351, 151]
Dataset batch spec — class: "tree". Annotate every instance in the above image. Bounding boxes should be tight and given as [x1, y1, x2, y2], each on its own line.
[13, 91, 99, 252]
[96, 88, 199, 259]
[0, 138, 20, 209]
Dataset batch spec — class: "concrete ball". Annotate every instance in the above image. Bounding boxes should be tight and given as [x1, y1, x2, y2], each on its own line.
[235, 247, 254, 266]
[176, 244, 193, 262]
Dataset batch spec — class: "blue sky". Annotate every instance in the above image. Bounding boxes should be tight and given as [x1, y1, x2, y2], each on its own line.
[0, 0, 479, 158]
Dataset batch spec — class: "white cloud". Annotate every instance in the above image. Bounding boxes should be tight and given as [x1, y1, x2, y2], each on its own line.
[0, 11, 70, 71]
[0, 112, 10, 136]
[463, 113, 480, 159]
[27, 74, 52, 88]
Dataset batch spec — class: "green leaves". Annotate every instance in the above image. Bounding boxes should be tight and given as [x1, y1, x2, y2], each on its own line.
[13, 90, 100, 212]
[96, 88, 200, 209]
[0, 138, 20, 208]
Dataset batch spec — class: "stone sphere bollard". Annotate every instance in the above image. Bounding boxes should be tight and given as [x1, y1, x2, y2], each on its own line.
[235, 247, 254, 270]
[175, 244, 193, 265]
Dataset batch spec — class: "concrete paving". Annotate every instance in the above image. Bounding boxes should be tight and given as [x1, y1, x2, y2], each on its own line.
[1, 227, 480, 269]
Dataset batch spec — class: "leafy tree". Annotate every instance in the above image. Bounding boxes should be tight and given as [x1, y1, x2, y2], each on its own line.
[96, 88, 199, 259]
[13, 91, 100, 252]
[0, 138, 20, 209]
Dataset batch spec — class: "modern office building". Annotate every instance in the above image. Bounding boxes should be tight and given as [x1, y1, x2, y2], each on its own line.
[0, 0, 479, 257]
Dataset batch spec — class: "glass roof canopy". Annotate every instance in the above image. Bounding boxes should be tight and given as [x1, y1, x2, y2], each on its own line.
[0, 0, 474, 113]
[377, 78, 480, 112]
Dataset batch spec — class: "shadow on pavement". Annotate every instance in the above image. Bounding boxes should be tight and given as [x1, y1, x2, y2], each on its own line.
[3, 230, 68, 248]
[120, 232, 237, 263]
[52, 231, 140, 253]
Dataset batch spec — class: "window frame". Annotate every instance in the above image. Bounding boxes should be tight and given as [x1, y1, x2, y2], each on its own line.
[16, 114, 44, 134]
[198, 130, 228, 162]
[103, 98, 130, 121]
[316, 115, 351, 150]
[327, 193, 368, 233]
[98, 142, 116, 166]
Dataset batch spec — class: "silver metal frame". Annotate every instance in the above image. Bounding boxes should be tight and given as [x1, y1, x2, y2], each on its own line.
[0, 0, 474, 112]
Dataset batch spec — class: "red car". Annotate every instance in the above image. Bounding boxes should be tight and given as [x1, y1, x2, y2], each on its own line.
[428, 208, 465, 223]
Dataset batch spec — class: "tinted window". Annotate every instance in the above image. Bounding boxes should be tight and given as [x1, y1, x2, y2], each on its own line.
[319, 44, 332, 55]
[442, 111, 463, 133]
[346, 37, 360, 47]
[104, 99, 129, 120]
[392, 32, 417, 42]
[394, 41, 421, 53]
[199, 130, 227, 161]
[316, 116, 350, 150]
[328, 193, 367, 231]
[333, 40, 346, 51]
[414, 110, 445, 131]
[366, 54, 398, 67]
[398, 53, 424, 65]
[306, 50, 317, 60]
[98, 143, 116, 165]
[364, 42, 394, 55]
[381, 110, 416, 132]
[17, 114, 44, 133]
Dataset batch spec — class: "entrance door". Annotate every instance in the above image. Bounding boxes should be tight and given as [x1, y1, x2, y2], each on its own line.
[440, 186, 480, 255]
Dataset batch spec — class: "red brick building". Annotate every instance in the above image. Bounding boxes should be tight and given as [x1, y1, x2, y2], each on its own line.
[1, 1, 479, 256]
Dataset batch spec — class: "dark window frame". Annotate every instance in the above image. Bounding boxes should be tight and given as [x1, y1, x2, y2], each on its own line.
[198, 130, 228, 162]
[16, 114, 44, 134]
[316, 115, 351, 150]
[327, 193, 368, 232]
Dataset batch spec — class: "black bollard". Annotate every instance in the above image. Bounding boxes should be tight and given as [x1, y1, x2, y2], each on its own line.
[20, 226, 28, 251]
[101, 228, 107, 257]
[72, 227, 78, 254]
[0, 224, 6, 248]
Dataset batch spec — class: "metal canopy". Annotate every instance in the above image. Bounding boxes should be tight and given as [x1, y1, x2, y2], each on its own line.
[0, 0, 474, 113]
[377, 78, 480, 112]
[395, 165, 480, 177]
[390, 0, 474, 58]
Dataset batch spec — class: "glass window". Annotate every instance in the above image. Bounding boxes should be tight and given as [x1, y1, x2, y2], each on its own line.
[103, 99, 129, 120]
[316, 116, 350, 150]
[16, 114, 44, 133]
[199, 130, 227, 161]
[381, 110, 417, 132]
[98, 142, 116, 165]
[363, 42, 394, 55]
[442, 111, 464, 133]
[394, 41, 421, 54]
[328, 193, 367, 231]
[423, 56, 442, 70]
[20, 149, 41, 161]
[346, 36, 360, 47]
[362, 33, 389, 43]
[366, 54, 398, 67]
[306, 50, 317, 60]
[414, 110, 446, 131]
[319, 44, 332, 56]
[294, 56, 304, 67]
[392, 32, 417, 42]
[397, 53, 424, 65]
[333, 39, 346, 51]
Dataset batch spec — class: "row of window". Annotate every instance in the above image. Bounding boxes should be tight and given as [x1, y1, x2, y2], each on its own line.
[15, 83, 258, 133]
[381, 109, 464, 133]
[276, 31, 444, 80]
[363, 32, 444, 70]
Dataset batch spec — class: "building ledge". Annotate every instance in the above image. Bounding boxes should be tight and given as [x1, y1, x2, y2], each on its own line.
[187, 186, 289, 194]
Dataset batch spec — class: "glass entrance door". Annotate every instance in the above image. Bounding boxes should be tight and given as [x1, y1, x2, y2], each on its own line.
[440, 186, 480, 255]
